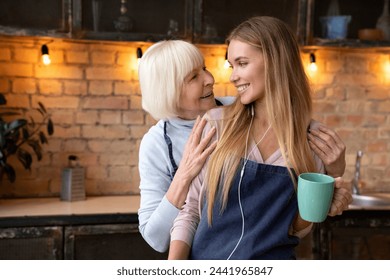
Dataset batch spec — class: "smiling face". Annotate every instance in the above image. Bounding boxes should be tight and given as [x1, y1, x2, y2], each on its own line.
[227, 39, 266, 105]
[177, 66, 216, 120]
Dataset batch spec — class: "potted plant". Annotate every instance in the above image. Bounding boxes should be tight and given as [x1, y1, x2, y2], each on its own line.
[0, 93, 54, 183]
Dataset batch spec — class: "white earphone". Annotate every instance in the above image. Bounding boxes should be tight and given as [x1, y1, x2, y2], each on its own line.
[227, 105, 254, 259]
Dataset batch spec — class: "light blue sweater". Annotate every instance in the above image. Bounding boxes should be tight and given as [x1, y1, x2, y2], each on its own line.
[138, 97, 235, 252]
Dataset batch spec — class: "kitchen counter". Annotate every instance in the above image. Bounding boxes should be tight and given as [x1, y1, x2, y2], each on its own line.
[0, 195, 140, 228]
[0, 195, 167, 259]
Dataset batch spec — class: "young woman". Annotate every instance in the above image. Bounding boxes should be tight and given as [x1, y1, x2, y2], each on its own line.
[168, 17, 352, 259]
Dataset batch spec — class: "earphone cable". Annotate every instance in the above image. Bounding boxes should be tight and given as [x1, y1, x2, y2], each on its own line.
[227, 108, 271, 259]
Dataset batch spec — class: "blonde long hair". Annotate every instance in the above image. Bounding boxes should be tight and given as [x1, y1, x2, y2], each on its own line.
[206, 16, 316, 224]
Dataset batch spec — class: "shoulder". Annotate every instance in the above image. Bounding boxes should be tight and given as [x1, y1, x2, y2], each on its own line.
[139, 120, 166, 152]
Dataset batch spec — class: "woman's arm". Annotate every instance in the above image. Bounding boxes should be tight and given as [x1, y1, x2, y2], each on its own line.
[168, 241, 191, 260]
[166, 116, 216, 208]
[169, 148, 209, 259]
[138, 116, 216, 252]
[308, 125, 346, 177]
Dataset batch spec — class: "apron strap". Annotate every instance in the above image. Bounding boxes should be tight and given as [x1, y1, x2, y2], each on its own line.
[163, 121, 178, 179]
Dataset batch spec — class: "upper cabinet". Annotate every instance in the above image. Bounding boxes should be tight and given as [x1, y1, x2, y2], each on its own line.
[0, 0, 305, 44]
[3, 0, 387, 47]
[308, 0, 390, 47]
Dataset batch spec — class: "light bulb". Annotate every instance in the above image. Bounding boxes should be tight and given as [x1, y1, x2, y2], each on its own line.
[309, 53, 317, 72]
[136, 47, 142, 65]
[41, 44, 51, 65]
[224, 51, 230, 69]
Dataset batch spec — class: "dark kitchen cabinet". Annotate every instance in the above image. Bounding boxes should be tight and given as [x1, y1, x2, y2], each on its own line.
[313, 210, 390, 259]
[0, 196, 167, 260]
[0, 221, 166, 260]
[0, 226, 63, 260]
[64, 223, 167, 260]
[0, 0, 305, 44]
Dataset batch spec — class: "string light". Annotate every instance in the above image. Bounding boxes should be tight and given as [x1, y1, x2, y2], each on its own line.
[136, 47, 142, 65]
[224, 50, 230, 69]
[309, 53, 317, 72]
[41, 44, 51, 65]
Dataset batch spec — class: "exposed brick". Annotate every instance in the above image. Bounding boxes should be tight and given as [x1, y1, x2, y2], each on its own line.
[86, 166, 107, 179]
[39, 79, 62, 95]
[35, 64, 83, 79]
[2, 94, 30, 108]
[366, 140, 388, 152]
[378, 101, 390, 112]
[86, 66, 129, 81]
[108, 166, 132, 181]
[89, 80, 113, 95]
[52, 125, 81, 138]
[76, 111, 98, 124]
[82, 125, 129, 139]
[91, 51, 116, 65]
[66, 51, 89, 64]
[114, 81, 133, 95]
[63, 139, 88, 152]
[82, 96, 129, 110]
[0, 62, 33, 77]
[129, 95, 142, 109]
[14, 48, 38, 63]
[32, 95, 79, 109]
[0, 48, 11, 61]
[123, 110, 145, 125]
[12, 78, 37, 94]
[51, 110, 76, 125]
[64, 80, 88, 95]
[0, 78, 9, 92]
[100, 110, 122, 124]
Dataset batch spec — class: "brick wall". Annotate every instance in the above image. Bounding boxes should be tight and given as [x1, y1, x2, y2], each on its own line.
[0, 36, 389, 197]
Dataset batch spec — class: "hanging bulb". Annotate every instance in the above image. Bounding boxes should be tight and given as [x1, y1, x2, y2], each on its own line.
[309, 53, 317, 72]
[136, 47, 143, 65]
[41, 44, 51, 65]
[224, 50, 230, 69]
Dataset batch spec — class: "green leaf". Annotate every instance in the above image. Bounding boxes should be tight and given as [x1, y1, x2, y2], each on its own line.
[47, 118, 54, 135]
[0, 93, 6, 105]
[28, 139, 42, 161]
[38, 102, 47, 114]
[3, 163, 16, 183]
[39, 131, 48, 144]
[22, 127, 29, 140]
[17, 148, 33, 170]
[7, 119, 27, 132]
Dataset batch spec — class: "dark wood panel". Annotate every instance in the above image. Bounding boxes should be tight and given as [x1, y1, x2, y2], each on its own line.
[0, 226, 63, 260]
[64, 224, 167, 260]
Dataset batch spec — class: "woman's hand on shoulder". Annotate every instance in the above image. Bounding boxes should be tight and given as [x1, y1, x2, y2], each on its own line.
[308, 125, 346, 177]
[167, 116, 217, 208]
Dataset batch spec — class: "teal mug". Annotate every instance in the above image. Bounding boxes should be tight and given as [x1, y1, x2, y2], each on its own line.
[297, 173, 335, 223]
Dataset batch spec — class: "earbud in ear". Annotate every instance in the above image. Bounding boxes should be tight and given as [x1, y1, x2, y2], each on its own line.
[251, 105, 254, 116]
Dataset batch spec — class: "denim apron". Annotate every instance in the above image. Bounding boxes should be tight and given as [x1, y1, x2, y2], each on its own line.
[190, 160, 299, 260]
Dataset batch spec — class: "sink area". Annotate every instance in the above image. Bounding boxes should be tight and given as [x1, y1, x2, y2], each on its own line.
[349, 193, 390, 209]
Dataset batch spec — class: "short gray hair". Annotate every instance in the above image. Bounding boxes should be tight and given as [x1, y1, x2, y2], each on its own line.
[138, 40, 204, 120]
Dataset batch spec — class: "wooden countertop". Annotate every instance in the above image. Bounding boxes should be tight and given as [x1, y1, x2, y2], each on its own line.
[0, 195, 140, 218]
